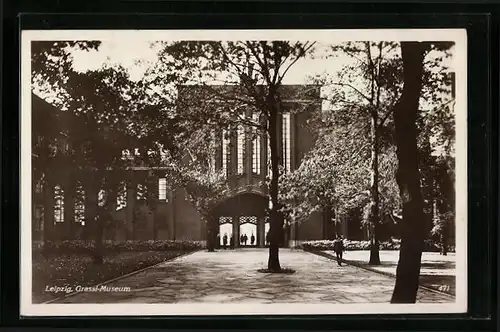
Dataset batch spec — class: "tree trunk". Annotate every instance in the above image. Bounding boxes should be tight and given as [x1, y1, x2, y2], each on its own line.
[391, 42, 428, 303]
[267, 97, 282, 271]
[369, 112, 381, 265]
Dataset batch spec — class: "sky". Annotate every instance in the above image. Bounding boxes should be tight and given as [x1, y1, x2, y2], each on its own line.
[70, 41, 351, 84]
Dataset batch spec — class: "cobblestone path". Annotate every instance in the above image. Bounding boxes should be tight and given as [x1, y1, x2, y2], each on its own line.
[57, 248, 454, 304]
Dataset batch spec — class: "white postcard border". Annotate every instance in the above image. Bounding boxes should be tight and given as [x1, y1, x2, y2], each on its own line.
[20, 28, 468, 316]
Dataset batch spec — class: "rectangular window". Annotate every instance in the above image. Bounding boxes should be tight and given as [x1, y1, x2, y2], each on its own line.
[222, 129, 229, 177]
[237, 125, 245, 174]
[158, 178, 168, 201]
[282, 113, 291, 172]
[53, 185, 64, 224]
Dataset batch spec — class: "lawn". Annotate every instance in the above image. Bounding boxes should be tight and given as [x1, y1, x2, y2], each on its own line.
[32, 250, 189, 303]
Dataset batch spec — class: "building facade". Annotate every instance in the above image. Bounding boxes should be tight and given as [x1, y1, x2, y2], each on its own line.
[32, 85, 347, 247]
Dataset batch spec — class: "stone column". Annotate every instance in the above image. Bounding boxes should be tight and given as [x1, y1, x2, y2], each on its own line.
[230, 128, 237, 176]
[215, 130, 222, 170]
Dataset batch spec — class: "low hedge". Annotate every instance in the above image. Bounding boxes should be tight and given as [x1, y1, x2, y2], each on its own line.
[33, 240, 204, 254]
[299, 239, 455, 252]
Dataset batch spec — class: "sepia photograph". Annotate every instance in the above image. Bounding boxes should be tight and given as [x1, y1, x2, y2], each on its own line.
[21, 29, 467, 316]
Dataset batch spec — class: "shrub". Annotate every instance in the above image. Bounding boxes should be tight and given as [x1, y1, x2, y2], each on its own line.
[299, 238, 455, 252]
[33, 240, 204, 255]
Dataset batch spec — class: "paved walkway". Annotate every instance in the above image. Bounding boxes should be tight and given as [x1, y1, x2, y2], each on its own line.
[324, 250, 456, 295]
[57, 249, 454, 304]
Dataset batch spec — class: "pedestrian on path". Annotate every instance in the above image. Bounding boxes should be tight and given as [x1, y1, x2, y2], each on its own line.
[223, 233, 228, 249]
[243, 234, 248, 246]
[250, 233, 255, 246]
[333, 235, 345, 266]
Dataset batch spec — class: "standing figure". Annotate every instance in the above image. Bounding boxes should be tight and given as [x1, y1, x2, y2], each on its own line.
[240, 234, 244, 245]
[222, 233, 228, 249]
[250, 233, 255, 246]
[243, 234, 248, 246]
[333, 235, 345, 266]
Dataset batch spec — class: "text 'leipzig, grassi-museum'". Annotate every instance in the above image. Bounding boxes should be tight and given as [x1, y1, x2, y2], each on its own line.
[32, 84, 353, 248]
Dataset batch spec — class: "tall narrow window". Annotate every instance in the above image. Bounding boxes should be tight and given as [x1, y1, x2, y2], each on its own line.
[158, 178, 167, 201]
[98, 189, 106, 207]
[222, 129, 229, 177]
[252, 113, 261, 174]
[237, 125, 245, 174]
[53, 185, 64, 224]
[116, 182, 127, 210]
[35, 205, 44, 230]
[282, 113, 291, 172]
[74, 183, 85, 224]
[137, 184, 146, 201]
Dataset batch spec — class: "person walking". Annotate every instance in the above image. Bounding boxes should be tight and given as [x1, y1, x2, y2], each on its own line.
[250, 233, 255, 246]
[243, 234, 248, 246]
[222, 233, 228, 249]
[333, 235, 345, 266]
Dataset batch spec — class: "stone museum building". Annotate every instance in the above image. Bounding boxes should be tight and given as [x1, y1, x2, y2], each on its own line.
[32, 84, 348, 247]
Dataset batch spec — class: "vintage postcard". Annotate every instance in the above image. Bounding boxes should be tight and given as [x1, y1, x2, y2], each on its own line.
[21, 29, 467, 316]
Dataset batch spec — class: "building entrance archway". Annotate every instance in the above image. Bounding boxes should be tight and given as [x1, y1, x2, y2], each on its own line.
[210, 193, 268, 248]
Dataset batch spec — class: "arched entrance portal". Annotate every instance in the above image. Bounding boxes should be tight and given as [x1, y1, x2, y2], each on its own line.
[210, 193, 269, 248]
